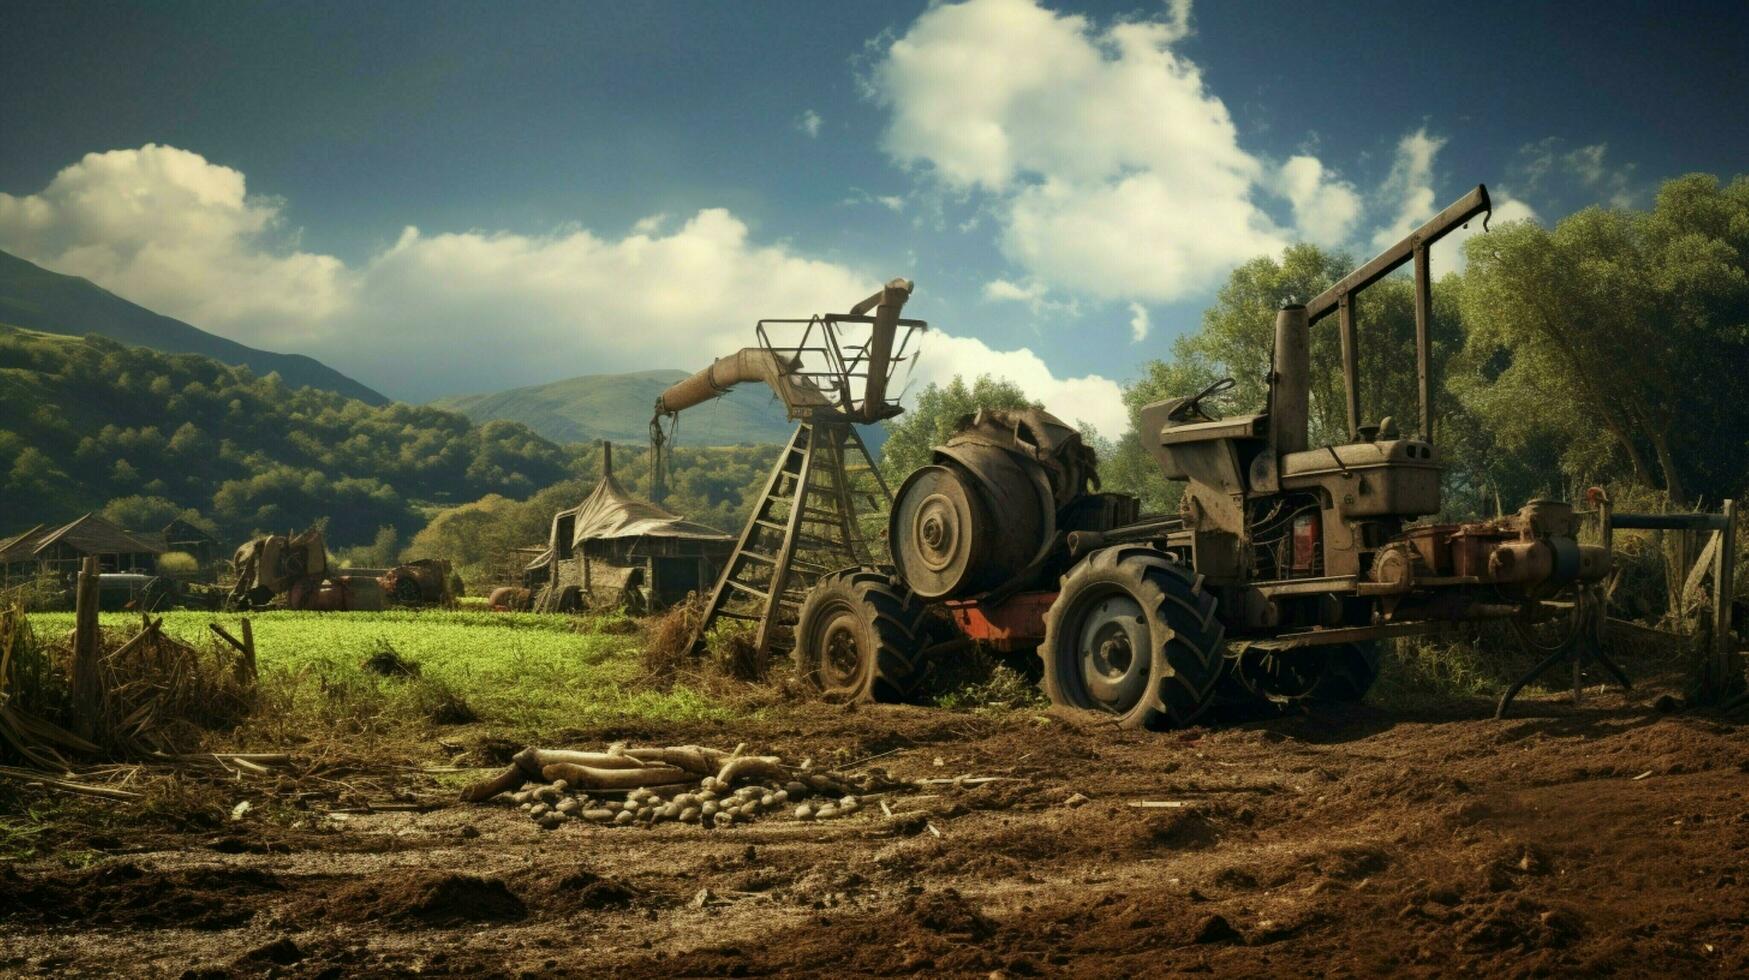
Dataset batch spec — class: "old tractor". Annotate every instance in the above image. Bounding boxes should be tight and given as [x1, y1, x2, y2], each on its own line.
[795, 184, 1613, 726]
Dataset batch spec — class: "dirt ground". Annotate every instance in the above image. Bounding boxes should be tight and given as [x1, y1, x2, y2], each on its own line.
[2, 680, 1746, 978]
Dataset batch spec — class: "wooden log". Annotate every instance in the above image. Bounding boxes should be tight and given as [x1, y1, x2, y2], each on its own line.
[459, 765, 526, 803]
[715, 756, 787, 787]
[71, 557, 102, 744]
[516, 748, 650, 772]
[538, 762, 693, 790]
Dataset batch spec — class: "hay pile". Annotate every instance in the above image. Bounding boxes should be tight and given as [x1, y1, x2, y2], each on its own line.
[0, 591, 257, 768]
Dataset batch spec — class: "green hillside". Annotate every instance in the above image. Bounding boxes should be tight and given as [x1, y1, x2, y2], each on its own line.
[0, 324, 568, 546]
[0, 249, 388, 405]
[431, 369, 801, 446]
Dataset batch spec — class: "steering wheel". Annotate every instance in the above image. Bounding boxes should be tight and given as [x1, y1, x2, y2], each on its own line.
[1168, 377, 1237, 423]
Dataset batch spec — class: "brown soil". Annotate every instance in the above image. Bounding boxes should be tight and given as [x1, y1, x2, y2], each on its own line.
[2, 685, 1746, 978]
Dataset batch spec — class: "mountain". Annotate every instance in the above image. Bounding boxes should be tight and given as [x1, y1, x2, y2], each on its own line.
[0, 249, 387, 405]
[0, 324, 568, 545]
[432, 369, 805, 447]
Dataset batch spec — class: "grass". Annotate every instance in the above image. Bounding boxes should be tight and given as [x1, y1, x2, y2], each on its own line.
[27, 608, 737, 744]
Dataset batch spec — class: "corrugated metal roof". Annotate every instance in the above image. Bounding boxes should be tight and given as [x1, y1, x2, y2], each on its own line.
[31, 514, 166, 557]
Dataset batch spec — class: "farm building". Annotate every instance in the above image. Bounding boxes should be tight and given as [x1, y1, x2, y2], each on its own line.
[0, 513, 166, 582]
[160, 518, 220, 567]
[528, 444, 733, 612]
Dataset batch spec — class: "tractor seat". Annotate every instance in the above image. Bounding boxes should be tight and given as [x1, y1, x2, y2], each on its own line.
[1157, 411, 1268, 446]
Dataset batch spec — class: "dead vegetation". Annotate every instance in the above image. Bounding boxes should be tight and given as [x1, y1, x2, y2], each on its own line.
[0, 590, 256, 769]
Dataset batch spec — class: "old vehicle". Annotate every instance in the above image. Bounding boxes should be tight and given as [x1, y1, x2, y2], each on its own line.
[795, 185, 1613, 727]
[227, 528, 385, 611]
[379, 558, 461, 606]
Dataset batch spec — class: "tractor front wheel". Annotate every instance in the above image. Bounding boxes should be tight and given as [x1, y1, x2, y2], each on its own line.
[795, 568, 932, 703]
[1040, 546, 1225, 729]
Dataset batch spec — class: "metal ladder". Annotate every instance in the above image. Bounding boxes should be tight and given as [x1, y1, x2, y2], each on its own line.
[692, 421, 891, 657]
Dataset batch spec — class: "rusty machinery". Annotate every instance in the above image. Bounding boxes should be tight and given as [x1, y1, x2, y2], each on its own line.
[650, 280, 925, 658]
[792, 185, 1637, 725]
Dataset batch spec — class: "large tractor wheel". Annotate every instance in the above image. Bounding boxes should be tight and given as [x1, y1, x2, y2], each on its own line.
[1223, 642, 1382, 705]
[1040, 546, 1225, 729]
[795, 568, 932, 703]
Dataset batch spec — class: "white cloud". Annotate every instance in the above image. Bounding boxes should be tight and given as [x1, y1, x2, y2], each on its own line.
[0, 144, 1133, 433]
[867, 0, 1358, 302]
[1127, 302, 1150, 343]
[1514, 138, 1638, 209]
[1370, 128, 1447, 251]
[912, 331, 1128, 435]
[0, 144, 350, 335]
[1363, 131, 1537, 277]
[982, 276, 1078, 316]
[797, 109, 822, 138]
[1276, 155, 1360, 247]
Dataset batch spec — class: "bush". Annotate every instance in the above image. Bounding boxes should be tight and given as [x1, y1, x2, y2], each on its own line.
[156, 551, 200, 578]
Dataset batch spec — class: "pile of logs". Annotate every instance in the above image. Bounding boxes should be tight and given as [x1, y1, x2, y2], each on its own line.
[460, 743, 878, 831]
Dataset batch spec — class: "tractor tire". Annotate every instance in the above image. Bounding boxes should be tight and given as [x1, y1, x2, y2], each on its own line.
[1223, 642, 1382, 705]
[795, 568, 932, 703]
[1040, 545, 1225, 729]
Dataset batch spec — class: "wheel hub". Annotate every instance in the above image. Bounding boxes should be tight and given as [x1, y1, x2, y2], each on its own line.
[1076, 594, 1149, 713]
[819, 614, 863, 688]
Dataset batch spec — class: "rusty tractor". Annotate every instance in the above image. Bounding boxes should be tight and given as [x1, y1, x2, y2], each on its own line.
[794, 184, 1614, 726]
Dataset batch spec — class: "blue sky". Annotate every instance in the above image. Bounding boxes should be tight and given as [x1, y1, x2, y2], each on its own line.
[2, 0, 1744, 435]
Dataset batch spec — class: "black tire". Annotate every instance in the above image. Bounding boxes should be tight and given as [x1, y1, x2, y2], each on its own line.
[393, 577, 422, 603]
[795, 568, 932, 703]
[1040, 546, 1225, 729]
[1223, 641, 1382, 705]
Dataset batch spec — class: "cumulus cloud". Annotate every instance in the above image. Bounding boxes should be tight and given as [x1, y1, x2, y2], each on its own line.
[912, 332, 1127, 434]
[0, 144, 1133, 433]
[0, 144, 350, 336]
[1364, 131, 1537, 277]
[797, 109, 823, 138]
[1276, 155, 1361, 247]
[1127, 302, 1150, 343]
[1370, 128, 1447, 251]
[867, 0, 1358, 302]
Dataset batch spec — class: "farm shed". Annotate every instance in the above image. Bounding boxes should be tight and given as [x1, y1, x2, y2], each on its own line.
[0, 513, 165, 581]
[532, 444, 733, 612]
[160, 517, 220, 567]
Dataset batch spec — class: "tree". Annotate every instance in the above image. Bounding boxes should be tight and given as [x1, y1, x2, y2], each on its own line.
[879, 375, 1038, 480]
[101, 495, 185, 532]
[1455, 174, 1749, 507]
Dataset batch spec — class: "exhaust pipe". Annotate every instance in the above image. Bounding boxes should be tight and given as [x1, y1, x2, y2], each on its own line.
[1269, 303, 1310, 455]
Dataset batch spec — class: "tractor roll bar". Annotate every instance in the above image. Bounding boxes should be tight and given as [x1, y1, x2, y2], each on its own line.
[1305, 184, 1491, 443]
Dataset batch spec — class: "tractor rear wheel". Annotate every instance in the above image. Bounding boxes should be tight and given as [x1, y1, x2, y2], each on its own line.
[795, 568, 932, 703]
[1224, 642, 1382, 704]
[1040, 546, 1225, 729]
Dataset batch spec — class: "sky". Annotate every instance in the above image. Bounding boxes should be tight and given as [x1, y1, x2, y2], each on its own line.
[2, 0, 1745, 436]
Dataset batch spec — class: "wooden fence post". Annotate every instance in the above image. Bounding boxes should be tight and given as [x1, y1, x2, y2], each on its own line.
[71, 556, 102, 742]
[1713, 500, 1737, 702]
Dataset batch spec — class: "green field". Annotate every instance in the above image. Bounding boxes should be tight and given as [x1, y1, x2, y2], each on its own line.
[27, 609, 734, 741]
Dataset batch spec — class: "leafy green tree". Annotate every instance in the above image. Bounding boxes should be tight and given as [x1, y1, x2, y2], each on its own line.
[879, 375, 1037, 481]
[1455, 174, 1749, 507]
[101, 495, 185, 532]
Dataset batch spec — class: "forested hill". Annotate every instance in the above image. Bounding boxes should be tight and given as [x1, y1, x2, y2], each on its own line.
[0, 325, 570, 545]
[431, 369, 800, 447]
[0, 249, 388, 405]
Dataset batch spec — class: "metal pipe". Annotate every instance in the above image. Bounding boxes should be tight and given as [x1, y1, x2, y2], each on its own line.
[849, 278, 913, 422]
[1337, 294, 1360, 441]
[1413, 242, 1433, 439]
[652, 347, 823, 417]
[1269, 304, 1310, 454]
[1306, 185, 1491, 326]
